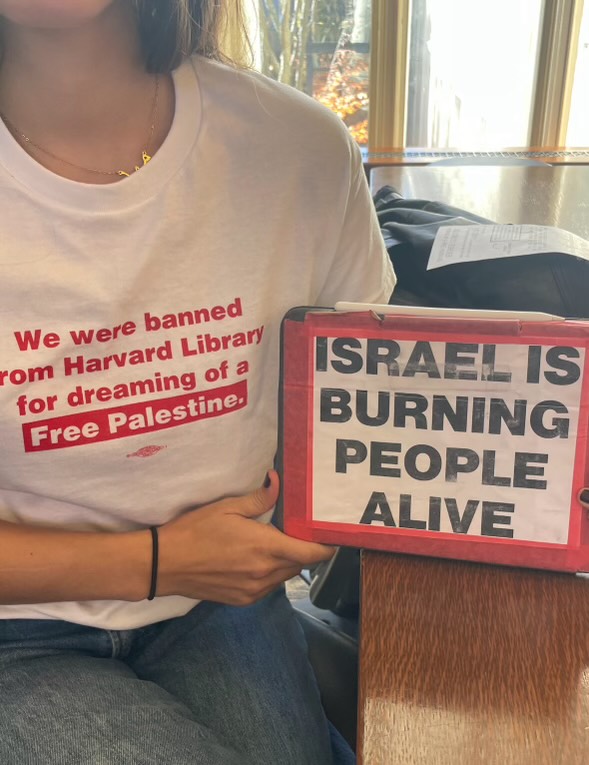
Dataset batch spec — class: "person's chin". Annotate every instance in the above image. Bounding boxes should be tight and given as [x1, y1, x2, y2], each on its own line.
[0, 0, 117, 30]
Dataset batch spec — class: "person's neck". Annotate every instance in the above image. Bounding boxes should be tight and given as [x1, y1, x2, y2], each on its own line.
[0, 1, 174, 183]
[0, 2, 146, 139]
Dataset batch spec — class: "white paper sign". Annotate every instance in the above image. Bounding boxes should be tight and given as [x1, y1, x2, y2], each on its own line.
[312, 336, 584, 544]
[427, 224, 589, 270]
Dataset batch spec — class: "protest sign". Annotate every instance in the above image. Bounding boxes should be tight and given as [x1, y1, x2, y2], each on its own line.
[278, 306, 589, 572]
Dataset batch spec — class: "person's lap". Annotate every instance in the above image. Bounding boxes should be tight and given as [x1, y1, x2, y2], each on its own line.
[0, 589, 337, 765]
[0, 649, 243, 765]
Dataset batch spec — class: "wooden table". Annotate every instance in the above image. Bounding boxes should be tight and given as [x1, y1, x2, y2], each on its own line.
[359, 165, 589, 764]
[359, 553, 589, 764]
[370, 165, 589, 239]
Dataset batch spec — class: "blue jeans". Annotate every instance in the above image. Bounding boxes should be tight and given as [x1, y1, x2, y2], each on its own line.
[0, 588, 355, 764]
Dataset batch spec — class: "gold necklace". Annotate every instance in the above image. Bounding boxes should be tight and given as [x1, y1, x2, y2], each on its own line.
[0, 75, 159, 178]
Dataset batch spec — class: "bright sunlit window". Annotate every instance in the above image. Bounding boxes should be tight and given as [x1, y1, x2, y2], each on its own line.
[406, 0, 543, 148]
[249, 0, 588, 151]
[567, 3, 589, 146]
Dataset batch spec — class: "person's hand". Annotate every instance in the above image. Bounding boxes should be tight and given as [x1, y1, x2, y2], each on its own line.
[579, 488, 589, 509]
[157, 470, 334, 605]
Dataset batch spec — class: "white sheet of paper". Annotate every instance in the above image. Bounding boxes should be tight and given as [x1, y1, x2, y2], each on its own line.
[427, 224, 589, 271]
[312, 338, 585, 544]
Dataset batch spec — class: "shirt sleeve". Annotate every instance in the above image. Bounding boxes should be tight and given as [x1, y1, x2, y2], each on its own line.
[315, 141, 396, 307]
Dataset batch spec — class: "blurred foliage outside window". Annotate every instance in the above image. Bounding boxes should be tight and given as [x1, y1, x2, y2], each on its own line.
[256, 1, 371, 145]
[253, 1, 587, 151]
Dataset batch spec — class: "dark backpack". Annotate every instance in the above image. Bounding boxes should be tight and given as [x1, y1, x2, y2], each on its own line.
[374, 185, 589, 318]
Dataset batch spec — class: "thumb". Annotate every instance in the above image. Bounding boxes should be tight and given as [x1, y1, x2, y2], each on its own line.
[233, 470, 280, 519]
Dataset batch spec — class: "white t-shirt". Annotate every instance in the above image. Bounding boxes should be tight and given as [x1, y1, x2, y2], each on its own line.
[0, 56, 396, 629]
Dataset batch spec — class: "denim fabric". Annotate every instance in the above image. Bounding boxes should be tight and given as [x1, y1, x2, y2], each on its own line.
[0, 588, 352, 765]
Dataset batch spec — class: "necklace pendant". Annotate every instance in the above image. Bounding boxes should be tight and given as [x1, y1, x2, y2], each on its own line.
[116, 150, 152, 178]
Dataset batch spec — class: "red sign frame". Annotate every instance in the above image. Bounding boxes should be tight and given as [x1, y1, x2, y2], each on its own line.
[278, 308, 589, 573]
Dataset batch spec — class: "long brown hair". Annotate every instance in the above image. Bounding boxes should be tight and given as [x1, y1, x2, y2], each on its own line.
[134, 0, 249, 72]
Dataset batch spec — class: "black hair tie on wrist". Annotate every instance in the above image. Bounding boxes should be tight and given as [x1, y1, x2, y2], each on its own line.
[147, 526, 159, 601]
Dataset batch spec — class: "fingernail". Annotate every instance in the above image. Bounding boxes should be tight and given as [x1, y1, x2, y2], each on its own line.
[263, 472, 271, 488]
[579, 489, 589, 504]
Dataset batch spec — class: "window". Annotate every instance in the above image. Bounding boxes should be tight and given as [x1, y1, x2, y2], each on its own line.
[406, 0, 543, 149]
[249, 0, 588, 152]
[254, 1, 371, 145]
[567, 2, 589, 146]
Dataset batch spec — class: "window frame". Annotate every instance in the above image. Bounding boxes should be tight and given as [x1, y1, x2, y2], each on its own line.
[249, 0, 586, 152]
[529, 0, 585, 148]
[368, 0, 586, 152]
